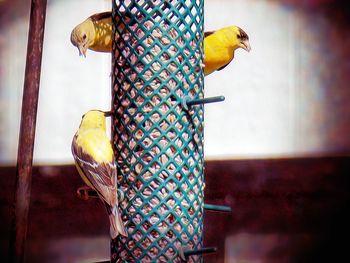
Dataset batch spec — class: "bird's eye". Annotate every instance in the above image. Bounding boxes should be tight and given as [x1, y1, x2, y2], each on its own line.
[82, 34, 87, 40]
[237, 34, 241, 39]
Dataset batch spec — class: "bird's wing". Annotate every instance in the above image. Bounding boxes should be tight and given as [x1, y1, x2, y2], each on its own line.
[90, 11, 112, 22]
[217, 48, 235, 71]
[204, 31, 215, 38]
[217, 63, 230, 71]
[72, 137, 118, 207]
[89, 10, 134, 22]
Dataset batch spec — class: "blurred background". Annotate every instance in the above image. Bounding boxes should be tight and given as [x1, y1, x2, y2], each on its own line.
[0, 0, 349, 262]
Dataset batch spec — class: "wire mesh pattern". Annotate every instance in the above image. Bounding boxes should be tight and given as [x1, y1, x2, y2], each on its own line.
[111, 0, 204, 262]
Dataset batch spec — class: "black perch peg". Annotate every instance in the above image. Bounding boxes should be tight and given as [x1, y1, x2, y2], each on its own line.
[182, 95, 225, 111]
[179, 246, 217, 261]
[204, 203, 232, 213]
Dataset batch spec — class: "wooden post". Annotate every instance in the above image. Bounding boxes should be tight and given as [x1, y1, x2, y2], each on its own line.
[9, 0, 47, 262]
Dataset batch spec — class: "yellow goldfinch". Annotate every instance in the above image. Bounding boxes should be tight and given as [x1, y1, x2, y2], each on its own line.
[71, 12, 251, 75]
[71, 110, 127, 238]
[70, 12, 115, 57]
[204, 26, 251, 76]
[70, 3, 167, 56]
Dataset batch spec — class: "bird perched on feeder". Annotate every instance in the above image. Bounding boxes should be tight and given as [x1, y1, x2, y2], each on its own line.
[203, 26, 251, 76]
[70, 12, 115, 57]
[70, 2, 170, 56]
[71, 110, 127, 238]
[71, 12, 251, 75]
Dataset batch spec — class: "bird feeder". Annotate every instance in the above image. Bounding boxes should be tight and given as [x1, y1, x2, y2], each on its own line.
[111, 0, 206, 262]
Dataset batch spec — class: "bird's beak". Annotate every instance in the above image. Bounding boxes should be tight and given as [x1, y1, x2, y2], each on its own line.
[240, 40, 251, 52]
[104, 111, 113, 117]
[78, 44, 87, 57]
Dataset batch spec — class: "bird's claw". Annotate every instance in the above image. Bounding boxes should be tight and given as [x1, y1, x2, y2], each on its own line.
[76, 186, 95, 200]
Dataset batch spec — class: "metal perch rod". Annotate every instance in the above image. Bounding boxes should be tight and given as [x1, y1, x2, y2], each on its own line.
[179, 246, 217, 261]
[203, 203, 232, 213]
[182, 95, 225, 110]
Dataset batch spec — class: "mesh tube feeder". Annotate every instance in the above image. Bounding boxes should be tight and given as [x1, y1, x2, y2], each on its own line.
[111, 0, 205, 262]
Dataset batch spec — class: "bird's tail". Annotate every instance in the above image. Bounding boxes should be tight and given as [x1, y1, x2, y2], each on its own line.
[105, 203, 127, 239]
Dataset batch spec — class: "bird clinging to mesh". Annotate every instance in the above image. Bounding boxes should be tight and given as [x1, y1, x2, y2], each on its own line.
[203, 26, 251, 76]
[70, 12, 114, 57]
[72, 110, 127, 238]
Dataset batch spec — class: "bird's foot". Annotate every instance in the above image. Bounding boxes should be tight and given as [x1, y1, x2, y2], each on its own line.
[76, 186, 98, 200]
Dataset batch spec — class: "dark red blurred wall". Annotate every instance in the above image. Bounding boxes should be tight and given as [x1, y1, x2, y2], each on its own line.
[1, 157, 349, 262]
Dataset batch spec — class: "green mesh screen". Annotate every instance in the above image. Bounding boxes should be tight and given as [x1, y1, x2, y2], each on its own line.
[111, 0, 204, 262]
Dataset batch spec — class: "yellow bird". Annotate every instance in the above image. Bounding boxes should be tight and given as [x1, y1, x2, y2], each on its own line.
[71, 12, 251, 75]
[70, 12, 114, 57]
[71, 110, 127, 238]
[204, 26, 251, 76]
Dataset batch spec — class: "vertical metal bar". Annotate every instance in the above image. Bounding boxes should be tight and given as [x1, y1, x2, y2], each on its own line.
[9, 0, 47, 262]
